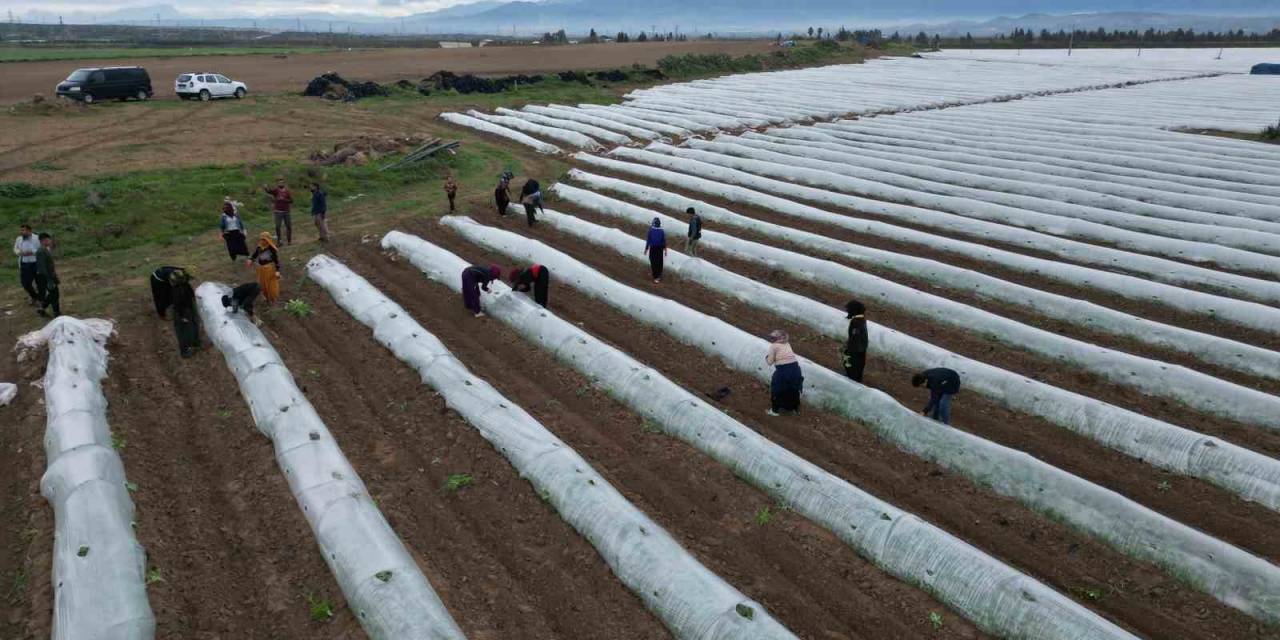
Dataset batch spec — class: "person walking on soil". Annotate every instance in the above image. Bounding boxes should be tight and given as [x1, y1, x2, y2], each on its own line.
[765, 330, 804, 416]
[842, 299, 869, 383]
[643, 218, 668, 283]
[247, 232, 282, 305]
[13, 224, 40, 306]
[222, 282, 263, 325]
[309, 181, 330, 243]
[912, 367, 961, 425]
[262, 177, 294, 245]
[169, 270, 201, 358]
[509, 263, 550, 308]
[461, 264, 502, 317]
[34, 233, 60, 318]
[220, 199, 250, 261]
[444, 174, 458, 213]
[149, 266, 188, 318]
[494, 172, 512, 217]
[520, 178, 545, 227]
[684, 208, 703, 257]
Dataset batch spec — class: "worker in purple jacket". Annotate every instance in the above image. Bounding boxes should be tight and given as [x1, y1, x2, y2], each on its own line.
[643, 217, 667, 283]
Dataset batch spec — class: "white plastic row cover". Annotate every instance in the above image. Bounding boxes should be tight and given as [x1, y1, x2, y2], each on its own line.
[194, 283, 466, 640]
[439, 112, 561, 154]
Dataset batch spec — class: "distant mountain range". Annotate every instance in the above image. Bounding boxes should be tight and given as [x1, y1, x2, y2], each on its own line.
[16, 1, 1280, 36]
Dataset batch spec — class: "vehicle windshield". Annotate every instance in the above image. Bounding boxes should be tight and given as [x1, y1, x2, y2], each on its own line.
[178, 74, 192, 82]
[66, 69, 92, 82]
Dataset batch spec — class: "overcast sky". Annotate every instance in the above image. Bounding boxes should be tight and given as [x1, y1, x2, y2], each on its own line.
[6, 0, 480, 19]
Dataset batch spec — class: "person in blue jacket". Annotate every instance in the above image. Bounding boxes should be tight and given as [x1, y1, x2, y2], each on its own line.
[643, 218, 667, 283]
[912, 367, 960, 424]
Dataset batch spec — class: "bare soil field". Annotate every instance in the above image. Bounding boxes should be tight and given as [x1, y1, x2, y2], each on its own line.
[0, 40, 772, 104]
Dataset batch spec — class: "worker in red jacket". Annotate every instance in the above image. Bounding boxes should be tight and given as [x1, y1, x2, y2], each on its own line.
[509, 264, 550, 308]
[262, 176, 294, 245]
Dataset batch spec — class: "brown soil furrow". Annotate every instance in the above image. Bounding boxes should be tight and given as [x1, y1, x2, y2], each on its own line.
[520, 203, 1280, 563]
[322, 241, 991, 640]
[402, 215, 1270, 639]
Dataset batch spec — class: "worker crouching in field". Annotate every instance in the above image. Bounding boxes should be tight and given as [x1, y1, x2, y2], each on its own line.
[510, 264, 550, 308]
[150, 266, 188, 318]
[169, 270, 201, 358]
[766, 330, 804, 417]
[644, 218, 668, 283]
[520, 178, 545, 226]
[461, 264, 501, 318]
[248, 232, 282, 305]
[222, 282, 262, 325]
[842, 299, 869, 383]
[913, 367, 961, 425]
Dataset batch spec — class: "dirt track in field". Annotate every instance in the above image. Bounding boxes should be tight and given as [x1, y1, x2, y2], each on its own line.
[0, 40, 772, 104]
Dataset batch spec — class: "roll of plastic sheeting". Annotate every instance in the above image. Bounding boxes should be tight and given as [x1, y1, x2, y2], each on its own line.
[466, 110, 602, 150]
[38, 317, 155, 640]
[563, 172, 1280, 380]
[439, 112, 561, 154]
[194, 283, 465, 640]
[437, 216, 1280, 624]
[305, 254, 797, 640]
[539, 195, 1280, 511]
[381, 230, 1137, 640]
[583, 150, 1280, 306]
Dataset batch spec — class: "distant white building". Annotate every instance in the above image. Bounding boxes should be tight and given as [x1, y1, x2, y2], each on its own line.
[438, 41, 473, 48]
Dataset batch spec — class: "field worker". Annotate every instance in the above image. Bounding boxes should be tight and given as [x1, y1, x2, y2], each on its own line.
[309, 182, 330, 243]
[247, 232, 282, 305]
[842, 299, 869, 383]
[765, 329, 804, 416]
[222, 282, 262, 325]
[444, 174, 458, 213]
[262, 176, 294, 245]
[34, 233, 60, 319]
[509, 263, 550, 308]
[494, 172, 512, 217]
[461, 264, 502, 318]
[13, 223, 40, 306]
[149, 266, 187, 318]
[519, 178, 545, 226]
[169, 270, 201, 359]
[220, 199, 250, 261]
[643, 217, 668, 283]
[684, 207, 703, 257]
[912, 367, 961, 425]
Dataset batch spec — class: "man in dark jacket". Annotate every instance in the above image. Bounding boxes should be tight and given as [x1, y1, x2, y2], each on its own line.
[842, 299, 868, 382]
[520, 178, 545, 227]
[222, 282, 263, 324]
[685, 207, 703, 257]
[150, 266, 187, 318]
[35, 233, 60, 318]
[309, 182, 330, 243]
[912, 368, 961, 425]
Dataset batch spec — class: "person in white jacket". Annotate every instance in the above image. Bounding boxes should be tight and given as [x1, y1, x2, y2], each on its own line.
[13, 224, 39, 305]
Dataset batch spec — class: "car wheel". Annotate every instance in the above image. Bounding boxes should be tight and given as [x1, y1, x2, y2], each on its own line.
[82, 93, 95, 104]
[234, 88, 245, 99]
[199, 89, 211, 102]
[136, 89, 149, 101]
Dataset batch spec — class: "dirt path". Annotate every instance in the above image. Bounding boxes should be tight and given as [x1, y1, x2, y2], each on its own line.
[0, 40, 772, 104]
[402, 216, 1268, 640]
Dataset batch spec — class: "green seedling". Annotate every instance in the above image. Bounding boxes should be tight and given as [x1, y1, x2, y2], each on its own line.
[640, 419, 662, 434]
[1073, 585, 1104, 601]
[1156, 480, 1172, 492]
[445, 474, 474, 492]
[285, 299, 313, 318]
[735, 603, 755, 620]
[928, 611, 944, 630]
[76, 545, 90, 557]
[755, 506, 773, 526]
[110, 432, 126, 451]
[375, 570, 393, 583]
[307, 593, 334, 622]
[146, 567, 164, 585]
[125, 481, 138, 493]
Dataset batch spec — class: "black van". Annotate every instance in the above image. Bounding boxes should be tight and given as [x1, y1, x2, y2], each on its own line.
[56, 67, 153, 104]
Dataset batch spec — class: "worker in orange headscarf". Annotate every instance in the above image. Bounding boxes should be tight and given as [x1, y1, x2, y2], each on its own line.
[246, 232, 281, 304]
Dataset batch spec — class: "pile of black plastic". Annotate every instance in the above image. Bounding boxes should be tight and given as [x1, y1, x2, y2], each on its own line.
[302, 73, 389, 101]
[421, 70, 545, 95]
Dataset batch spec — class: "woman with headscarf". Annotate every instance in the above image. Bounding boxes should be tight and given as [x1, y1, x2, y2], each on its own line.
[509, 263, 550, 308]
[150, 265, 186, 318]
[842, 299, 869, 383]
[247, 232, 281, 305]
[765, 329, 804, 416]
[494, 172, 512, 217]
[461, 264, 502, 317]
[220, 199, 250, 261]
[643, 218, 667, 283]
[169, 269, 201, 358]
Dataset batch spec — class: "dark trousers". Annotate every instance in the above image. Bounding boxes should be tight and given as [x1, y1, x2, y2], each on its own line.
[496, 195, 510, 216]
[19, 262, 38, 302]
[843, 349, 866, 383]
[461, 271, 482, 313]
[533, 269, 550, 308]
[524, 202, 538, 226]
[447, 192, 456, 212]
[649, 248, 665, 280]
[151, 277, 173, 317]
[223, 230, 249, 260]
[273, 211, 292, 244]
[36, 276, 60, 317]
[173, 310, 200, 358]
[770, 362, 804, 412]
